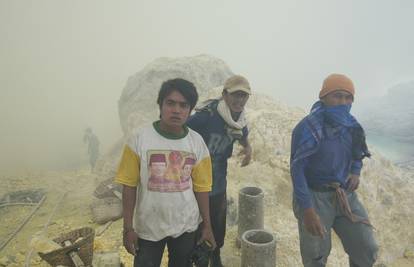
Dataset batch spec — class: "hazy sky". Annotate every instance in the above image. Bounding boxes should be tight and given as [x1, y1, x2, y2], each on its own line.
[1, 0, 413, 171]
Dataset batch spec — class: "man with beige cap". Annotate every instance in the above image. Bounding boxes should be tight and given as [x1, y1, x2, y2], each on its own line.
[290, 74, 378, 267]
[187, 75, 252, 267]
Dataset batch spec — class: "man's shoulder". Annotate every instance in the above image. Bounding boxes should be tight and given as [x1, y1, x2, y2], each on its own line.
[188, 108, 215, 123]
[293, 116, 309, 134]
[190, 100, 220, 118]
[188, 109, 224, 134]
[187, 127, 206, 142]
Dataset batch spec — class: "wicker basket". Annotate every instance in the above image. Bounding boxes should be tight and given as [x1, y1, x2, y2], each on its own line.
[94, 178, 121, 199]
[90, 197, 122, 224]
[38, 227, 95, 267]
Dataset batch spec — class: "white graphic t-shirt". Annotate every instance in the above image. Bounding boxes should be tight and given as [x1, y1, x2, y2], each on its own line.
[115, 122, 212, 241]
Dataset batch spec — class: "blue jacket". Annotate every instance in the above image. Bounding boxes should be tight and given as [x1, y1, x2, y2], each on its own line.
[290, 101, 369, 209]
[187, 100, 249, 196]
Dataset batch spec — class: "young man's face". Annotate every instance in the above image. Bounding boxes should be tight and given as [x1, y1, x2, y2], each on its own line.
[223, 90, 250, 113]
[160, 90, 191, 130]
[321, 90, 353, 107]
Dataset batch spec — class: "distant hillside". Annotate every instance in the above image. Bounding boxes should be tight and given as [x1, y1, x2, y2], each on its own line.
[357, 81, 414, 165]
[359, 81, 414, 143]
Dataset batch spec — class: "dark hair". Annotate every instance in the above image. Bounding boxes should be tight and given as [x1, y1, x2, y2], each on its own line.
[157, 78, 198, 111]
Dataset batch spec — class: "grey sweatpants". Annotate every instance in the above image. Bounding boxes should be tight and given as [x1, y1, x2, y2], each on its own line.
[293, 190, 378, 267]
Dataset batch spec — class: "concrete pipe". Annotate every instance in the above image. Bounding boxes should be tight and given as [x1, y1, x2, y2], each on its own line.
[241, 229, 276, 267]
[237, 186, 264, 247]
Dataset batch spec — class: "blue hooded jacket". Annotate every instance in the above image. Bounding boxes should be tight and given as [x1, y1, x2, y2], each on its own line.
[290, 101, 370, 209]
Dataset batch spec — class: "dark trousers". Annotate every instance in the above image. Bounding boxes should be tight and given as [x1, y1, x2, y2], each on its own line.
[209, 192, 227, 249]
[134, 231, 196, 267]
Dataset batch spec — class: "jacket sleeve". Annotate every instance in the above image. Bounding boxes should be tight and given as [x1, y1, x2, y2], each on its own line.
[290, 123, 312, 209]
[350, 159, 363, 175]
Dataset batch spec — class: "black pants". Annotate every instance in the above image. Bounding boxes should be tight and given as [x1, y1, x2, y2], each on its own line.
[134, 231, 196, 267]
[209, 192, 227, 249]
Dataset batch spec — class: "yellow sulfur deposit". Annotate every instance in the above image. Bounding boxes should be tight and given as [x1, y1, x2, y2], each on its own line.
[94, 237, 115, 252]
[29, 234, 61, 253]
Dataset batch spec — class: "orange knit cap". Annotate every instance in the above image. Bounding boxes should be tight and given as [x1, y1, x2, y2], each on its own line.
[319, 74, 355, 99]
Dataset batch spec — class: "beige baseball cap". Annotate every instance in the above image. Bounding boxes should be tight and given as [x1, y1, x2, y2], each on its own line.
[223, 75, 251, 94]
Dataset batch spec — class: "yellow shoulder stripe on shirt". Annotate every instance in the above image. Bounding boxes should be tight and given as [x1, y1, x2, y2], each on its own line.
[115, 145, 140, 187]
[192, 156, 212, 192]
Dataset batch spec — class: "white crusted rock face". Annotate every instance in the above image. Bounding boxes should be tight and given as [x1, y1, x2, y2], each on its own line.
[118, 54, 233, 136]
[357, 151, 414, 265]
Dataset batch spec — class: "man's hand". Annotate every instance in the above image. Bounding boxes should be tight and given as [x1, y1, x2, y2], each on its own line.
[123, 229, 139, 255]
[346, 174, 360, 191]
[197, 225, 217, 250]
[303, 208, 326, 238]
[238, 145, 252, 167]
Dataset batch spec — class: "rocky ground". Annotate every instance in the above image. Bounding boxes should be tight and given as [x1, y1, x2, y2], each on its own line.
[0, 161, 413, 267]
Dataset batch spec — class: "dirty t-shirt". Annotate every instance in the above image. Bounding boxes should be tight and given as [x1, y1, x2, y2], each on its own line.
[115, 121, 212, 241]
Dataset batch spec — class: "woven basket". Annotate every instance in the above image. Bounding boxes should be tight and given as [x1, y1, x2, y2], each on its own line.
[94, 178, 121, 199]
[90, 197, 122, 224]
[38, 227, 95, 267]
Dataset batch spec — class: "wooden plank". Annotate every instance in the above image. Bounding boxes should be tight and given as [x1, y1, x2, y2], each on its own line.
[63, 240, 85, 267]
[25, 191, 67, 267]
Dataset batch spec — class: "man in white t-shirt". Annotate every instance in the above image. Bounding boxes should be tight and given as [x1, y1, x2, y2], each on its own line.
[115, 78, 216, 267]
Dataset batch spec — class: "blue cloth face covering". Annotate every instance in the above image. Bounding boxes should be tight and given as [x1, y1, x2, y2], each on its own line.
[324, 104, 358, 128]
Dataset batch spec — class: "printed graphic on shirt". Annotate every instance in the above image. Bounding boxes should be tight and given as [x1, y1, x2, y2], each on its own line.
[147, 150, 196, 192]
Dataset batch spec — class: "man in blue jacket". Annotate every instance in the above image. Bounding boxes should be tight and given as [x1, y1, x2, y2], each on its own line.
[187, 75, 252, 267]
[290, 74, 378, 267]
